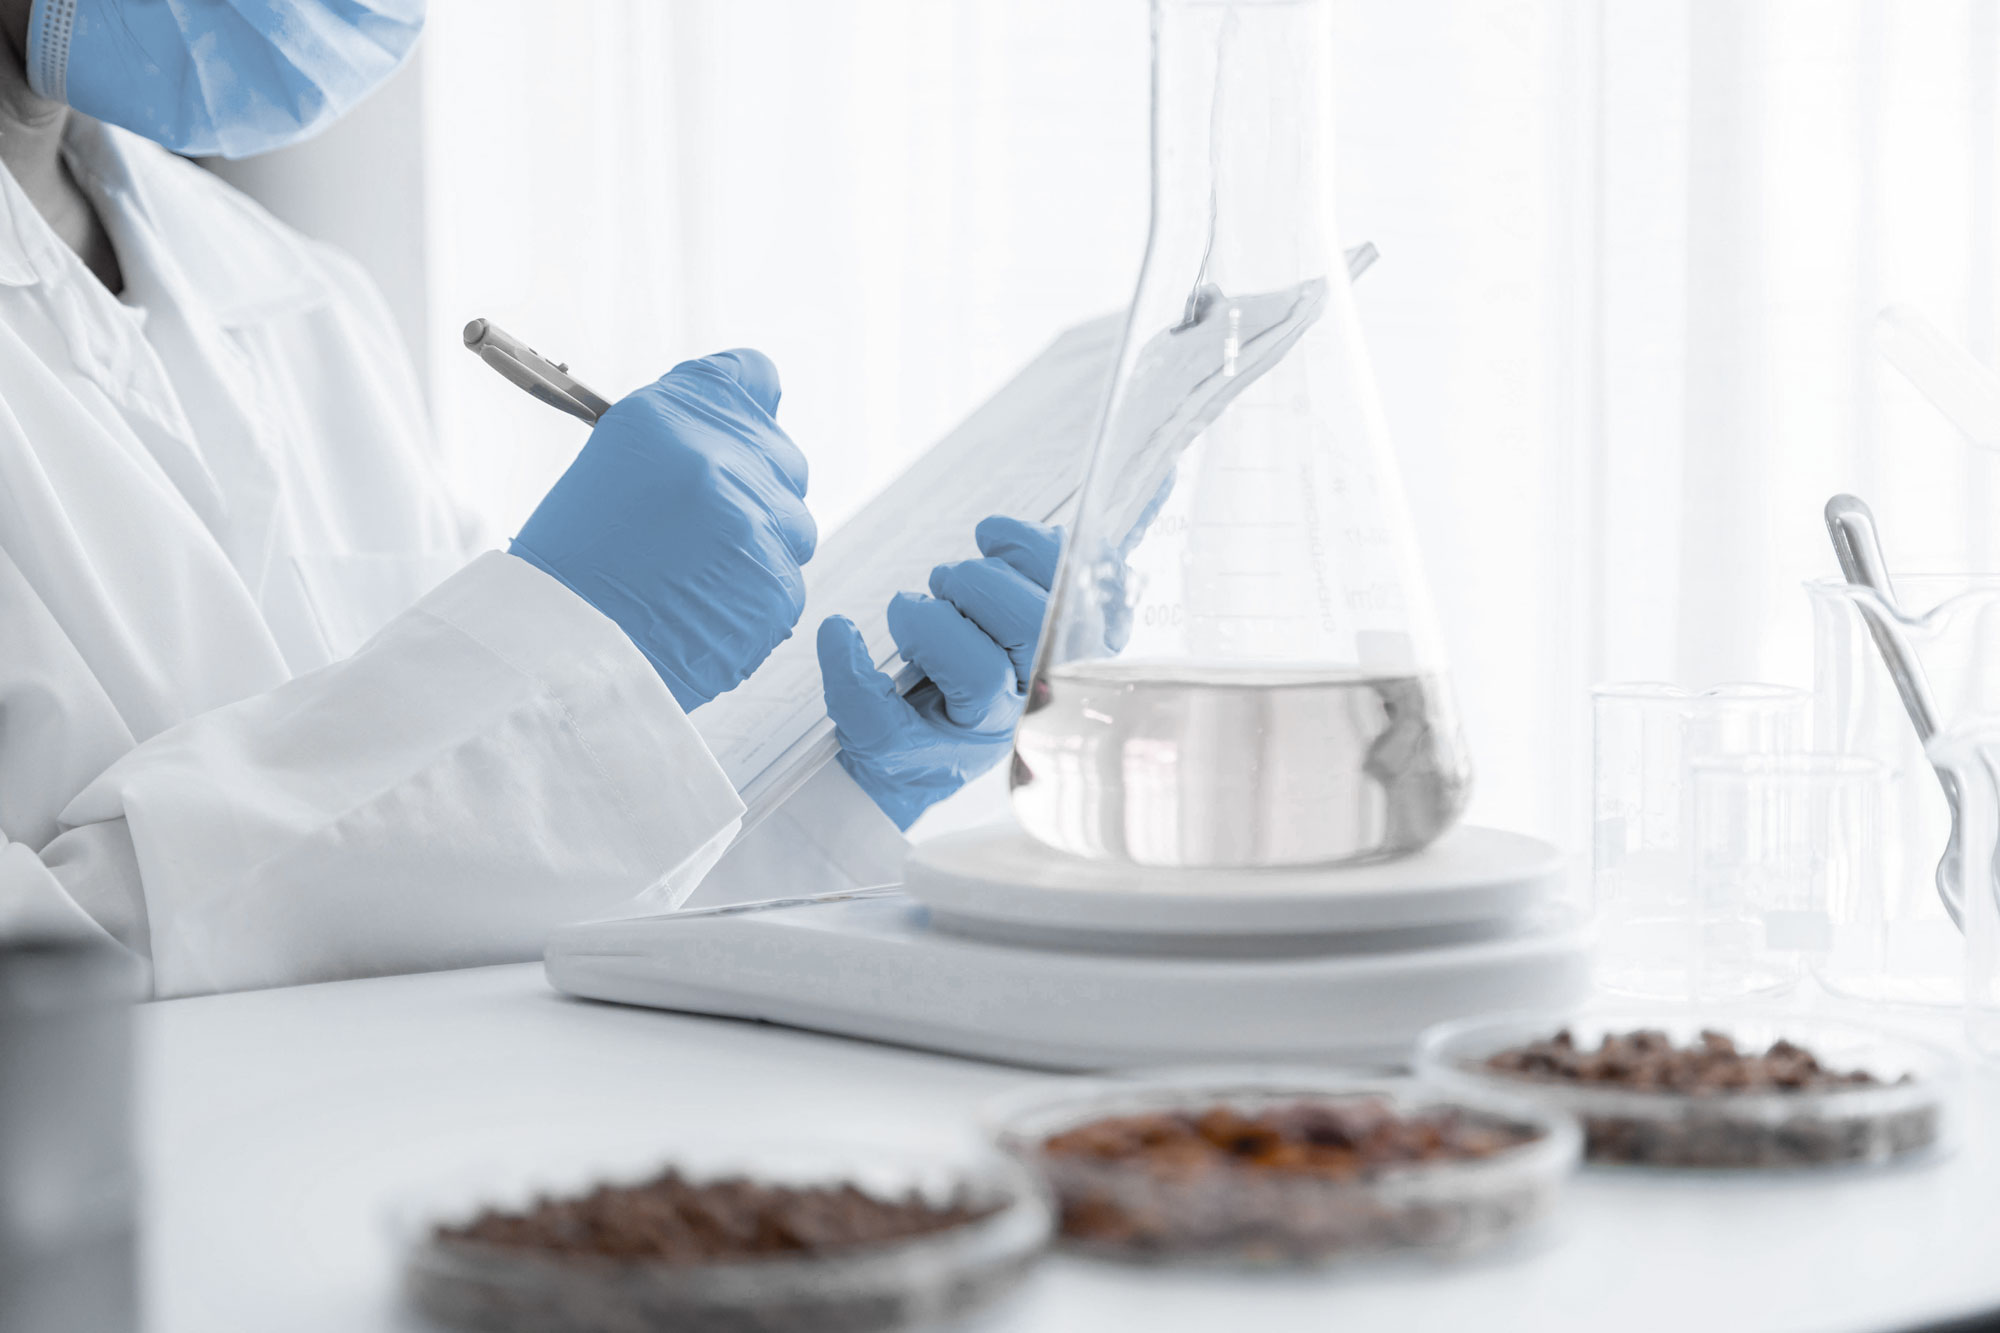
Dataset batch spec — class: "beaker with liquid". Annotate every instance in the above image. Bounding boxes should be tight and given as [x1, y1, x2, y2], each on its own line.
[1011, 0, 1469, 869]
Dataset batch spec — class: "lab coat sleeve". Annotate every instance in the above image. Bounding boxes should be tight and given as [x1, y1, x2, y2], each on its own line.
[8, 552, 744, 997]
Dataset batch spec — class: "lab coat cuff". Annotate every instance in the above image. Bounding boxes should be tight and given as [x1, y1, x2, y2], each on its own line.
[428, 553, 747, 875]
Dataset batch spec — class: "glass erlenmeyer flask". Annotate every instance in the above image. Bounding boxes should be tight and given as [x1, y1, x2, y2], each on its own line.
[1012, 0, 1470, 868]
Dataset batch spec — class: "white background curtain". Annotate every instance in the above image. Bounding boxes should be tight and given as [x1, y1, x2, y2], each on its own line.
[220, 0, 2000, 852]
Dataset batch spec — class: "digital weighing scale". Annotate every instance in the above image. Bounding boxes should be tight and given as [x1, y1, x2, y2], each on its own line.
[544, 824, 1592, 1070]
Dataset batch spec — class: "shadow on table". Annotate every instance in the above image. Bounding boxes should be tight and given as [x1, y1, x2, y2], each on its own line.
[1898, 1310, 2000, 1333]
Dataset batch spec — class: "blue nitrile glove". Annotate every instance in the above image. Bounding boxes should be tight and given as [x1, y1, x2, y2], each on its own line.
[819, 516, 1061, 829]
[511, 349, 816, 712]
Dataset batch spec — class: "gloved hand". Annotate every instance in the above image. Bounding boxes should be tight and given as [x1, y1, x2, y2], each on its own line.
[819, 516, 1061, 829]
[511, 349, 816, 713]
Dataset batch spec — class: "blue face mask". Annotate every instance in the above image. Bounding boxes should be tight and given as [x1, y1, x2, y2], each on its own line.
[25, 0, 426, 160]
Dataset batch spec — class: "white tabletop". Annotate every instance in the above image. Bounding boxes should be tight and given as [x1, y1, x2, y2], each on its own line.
[141, 962, 2000, 1333]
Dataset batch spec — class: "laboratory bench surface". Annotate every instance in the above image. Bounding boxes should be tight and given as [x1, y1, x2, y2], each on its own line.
[143, 962, 2000, 1333]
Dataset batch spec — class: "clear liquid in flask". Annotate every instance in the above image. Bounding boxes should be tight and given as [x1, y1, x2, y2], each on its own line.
[1010, 661, 1471, 868]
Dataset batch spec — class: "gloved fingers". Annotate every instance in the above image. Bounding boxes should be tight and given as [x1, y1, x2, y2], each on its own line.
[696, 348, 783, 415]
[816, 615, 911, 751]
[1092, 540, 1138, 654]
[766, 492, 819, 565]
[975, 515, 1062, 590]
[1102, 596, 1135, 655]
[752, 425, 812, 505]
[886, 591, 1017, 726]
[1119, 469, 1176, 556]
[666, 350, 811, 499]
[927, 556, 1045, 689]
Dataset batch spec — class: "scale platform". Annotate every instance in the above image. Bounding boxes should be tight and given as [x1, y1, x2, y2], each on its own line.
[544, 824, 1593, 1070]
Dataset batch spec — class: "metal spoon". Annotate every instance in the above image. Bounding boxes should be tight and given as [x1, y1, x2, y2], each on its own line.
[1823, 494, 1964, 928]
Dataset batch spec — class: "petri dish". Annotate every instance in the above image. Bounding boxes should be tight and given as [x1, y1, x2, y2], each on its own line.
[986, 1068, 1578, 1266]
[1416, 1012, 1958, 1172]
[397, 1142, 1052, 1333]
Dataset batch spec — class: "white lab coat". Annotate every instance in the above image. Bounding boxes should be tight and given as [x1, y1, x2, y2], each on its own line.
[0, 119, 903, 997]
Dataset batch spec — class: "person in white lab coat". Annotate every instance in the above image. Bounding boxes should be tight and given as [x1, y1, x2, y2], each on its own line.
[0, 0, 1048, 996]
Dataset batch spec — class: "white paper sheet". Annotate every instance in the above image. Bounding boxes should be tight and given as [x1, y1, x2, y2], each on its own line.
[689, 312, 1120, 829]
[697, 247, 1374, 836]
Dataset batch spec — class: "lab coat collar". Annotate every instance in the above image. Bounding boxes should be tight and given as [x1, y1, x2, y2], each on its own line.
[57, 118, 331, 327]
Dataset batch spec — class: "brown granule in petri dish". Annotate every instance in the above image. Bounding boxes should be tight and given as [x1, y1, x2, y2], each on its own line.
[1483, 1028, 1885, 1094]
[1031, 1097, 1548, 1261]
[1041, 1099, 1534, 1177]
[411, 1169, 1031, 1333]
[1481, 1028, 1937, 1168]
[436, 1170, 999, 1264]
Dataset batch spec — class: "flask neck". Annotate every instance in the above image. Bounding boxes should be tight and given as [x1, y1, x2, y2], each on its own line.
[1148, 0, 1341, 301]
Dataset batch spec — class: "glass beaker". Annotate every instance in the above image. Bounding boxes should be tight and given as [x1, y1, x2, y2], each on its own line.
[1010, 0, 1468, 869]
[1591, 683, 1812, 999]
[1808, 576, 2000, 1004]
[1689, 754, 1882, 1002]
[1923, 721, 2000, 1061]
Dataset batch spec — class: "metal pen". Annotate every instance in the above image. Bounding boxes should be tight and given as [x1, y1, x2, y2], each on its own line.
[462, 318, 613, 425]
